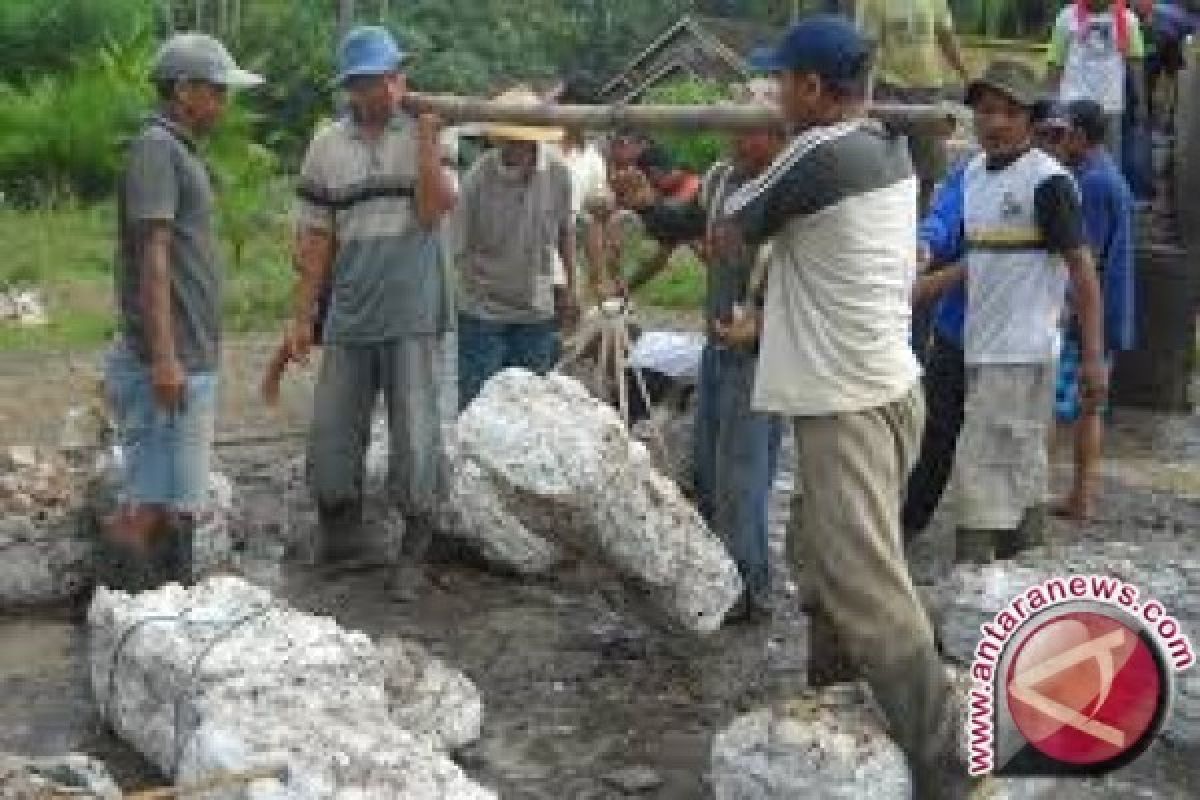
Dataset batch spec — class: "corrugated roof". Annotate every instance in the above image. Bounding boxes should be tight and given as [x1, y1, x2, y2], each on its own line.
[688, 14, 776, 61]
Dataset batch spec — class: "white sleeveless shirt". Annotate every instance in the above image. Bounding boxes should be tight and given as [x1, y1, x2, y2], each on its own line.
[963, 149, 1071, 365]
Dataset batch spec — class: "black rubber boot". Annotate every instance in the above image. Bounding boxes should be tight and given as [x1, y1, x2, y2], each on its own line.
[316, 499, 365, 564]
[158, 515, 195, 587]
[997, 505, 1047, 560]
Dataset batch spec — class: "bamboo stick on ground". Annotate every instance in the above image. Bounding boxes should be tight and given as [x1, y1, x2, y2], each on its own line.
[122, 764, 288, 799]
[407, 93, 965, 136]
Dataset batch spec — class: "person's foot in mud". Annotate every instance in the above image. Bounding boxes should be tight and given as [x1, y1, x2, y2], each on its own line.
[1052, 483, 1098, 523]
[102, 504, 170, 555]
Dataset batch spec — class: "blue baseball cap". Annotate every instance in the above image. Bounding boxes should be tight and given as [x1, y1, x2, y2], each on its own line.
[336, 26, 406, 86]
[749, 14, 870, 84]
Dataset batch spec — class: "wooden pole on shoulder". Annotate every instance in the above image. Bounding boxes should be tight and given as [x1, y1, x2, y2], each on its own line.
[406, 93, 965, 137]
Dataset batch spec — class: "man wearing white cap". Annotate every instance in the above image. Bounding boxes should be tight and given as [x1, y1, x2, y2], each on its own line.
[456, 87, 576, 409]
[287, 26, 458, 564]
[105, 33, 263, 581]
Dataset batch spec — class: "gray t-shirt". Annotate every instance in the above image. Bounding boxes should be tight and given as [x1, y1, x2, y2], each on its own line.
[457, 148, 573, 323]
[116, 115, 222, 373]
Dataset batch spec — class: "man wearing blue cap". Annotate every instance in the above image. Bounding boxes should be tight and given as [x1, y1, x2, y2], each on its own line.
[105, 33, 263, 583]
[286, 26, 457, 564]
[720, 15, 975, 797]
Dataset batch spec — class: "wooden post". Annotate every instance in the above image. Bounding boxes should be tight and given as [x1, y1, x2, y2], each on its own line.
[406, 92, 965, 137]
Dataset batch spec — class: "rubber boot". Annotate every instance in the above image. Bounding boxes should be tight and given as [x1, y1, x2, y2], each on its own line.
[955, 528, 997, 565]
[997, 505, 1047, 560]
[316, 499, 365, 564]
[157, 515, 195, 587]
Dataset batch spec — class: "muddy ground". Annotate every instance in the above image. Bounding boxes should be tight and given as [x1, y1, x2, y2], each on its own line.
[0, 331, 1197, 798]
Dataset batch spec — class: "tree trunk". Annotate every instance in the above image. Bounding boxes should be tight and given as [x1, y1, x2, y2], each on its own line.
[407, 93, 964, 137]
[337, 0, 357, 45]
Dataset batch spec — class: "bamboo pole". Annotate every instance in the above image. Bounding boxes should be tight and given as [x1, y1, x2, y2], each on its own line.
[405, 93, 965, 136]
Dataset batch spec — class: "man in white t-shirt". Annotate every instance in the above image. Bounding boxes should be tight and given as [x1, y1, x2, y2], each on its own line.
[920, 60, 1108, 564]
[723, 16, 978, 797]
[1048, 0, 1147, 158]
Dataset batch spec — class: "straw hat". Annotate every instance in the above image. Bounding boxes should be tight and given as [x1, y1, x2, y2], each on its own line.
[484, 87, 565, 143]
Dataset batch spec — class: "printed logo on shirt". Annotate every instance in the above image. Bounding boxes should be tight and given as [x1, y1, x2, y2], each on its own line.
[1000, 192, 1023, 220]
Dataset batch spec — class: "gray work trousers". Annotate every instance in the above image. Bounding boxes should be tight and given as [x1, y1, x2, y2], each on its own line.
[308, 337, 442, 516]
[789, 385, 959, 791]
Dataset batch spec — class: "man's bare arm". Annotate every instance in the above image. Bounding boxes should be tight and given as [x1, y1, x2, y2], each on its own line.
[581, 213, 607, 297]
[913, 264, 965, 307]
[415, 114, 457, 228]
[139, 221, 184, 410]
[1063, 246, 1108, 409]
[286, 227, 335, 361]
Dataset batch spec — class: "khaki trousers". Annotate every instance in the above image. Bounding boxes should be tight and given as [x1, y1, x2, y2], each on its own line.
[789, 385, 958, 787]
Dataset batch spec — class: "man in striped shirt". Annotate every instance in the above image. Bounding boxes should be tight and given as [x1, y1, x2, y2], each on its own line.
[286, 27, 457, 564]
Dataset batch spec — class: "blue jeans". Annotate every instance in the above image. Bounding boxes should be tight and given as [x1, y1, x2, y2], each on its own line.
[457, 314, 560, 410]
[692, 344, 782, 603]
[105, 342, 217, 512]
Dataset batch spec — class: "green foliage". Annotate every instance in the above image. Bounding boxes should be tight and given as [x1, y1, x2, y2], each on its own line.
[206, 100, 284, 270]
[0, 32, 155, 207]
[225, 0, 337, 168]
[636, 247, 706, 309]
[641, 79, 731, 173]
[0, 0, 156, 87]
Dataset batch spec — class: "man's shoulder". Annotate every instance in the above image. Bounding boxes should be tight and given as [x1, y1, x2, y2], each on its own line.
[1079, 155, 1132, 197]
[802, 123, 913, 185]
[129, 120, 188, 158]
[311, 115, 353, 144]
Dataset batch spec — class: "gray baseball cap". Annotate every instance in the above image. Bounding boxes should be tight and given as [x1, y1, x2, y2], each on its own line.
[152, 33, 264, 88]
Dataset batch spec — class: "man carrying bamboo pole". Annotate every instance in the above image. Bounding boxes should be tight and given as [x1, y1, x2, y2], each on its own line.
[719, 15, 979, 797]
[286, 26, 457, 564]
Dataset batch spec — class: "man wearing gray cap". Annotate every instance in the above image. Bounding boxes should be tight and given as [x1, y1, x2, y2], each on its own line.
[105, 33, 262, 580]
[286, 26, 457, 564]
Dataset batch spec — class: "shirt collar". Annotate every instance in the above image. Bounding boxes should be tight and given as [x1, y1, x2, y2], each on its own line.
[985, 144, 1033, 172]
[495, 143, 549, 180]
[347, 110, 412, 141]
[148, 112, 197, 151]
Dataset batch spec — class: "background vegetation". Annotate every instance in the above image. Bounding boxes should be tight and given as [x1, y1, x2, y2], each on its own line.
[0, 0, 1059, 351]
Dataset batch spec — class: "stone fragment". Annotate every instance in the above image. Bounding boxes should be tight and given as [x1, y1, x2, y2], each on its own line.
[602, 766, 665, 794]
[90, 576, 493, 799]
[439, 440, 565, 576]
[0, 752, 120, 799]
[378, 636, 484, 752]
[454, 369, 741, 633]
[710, 694, 910, 800]
[0, 515, 92, 607]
